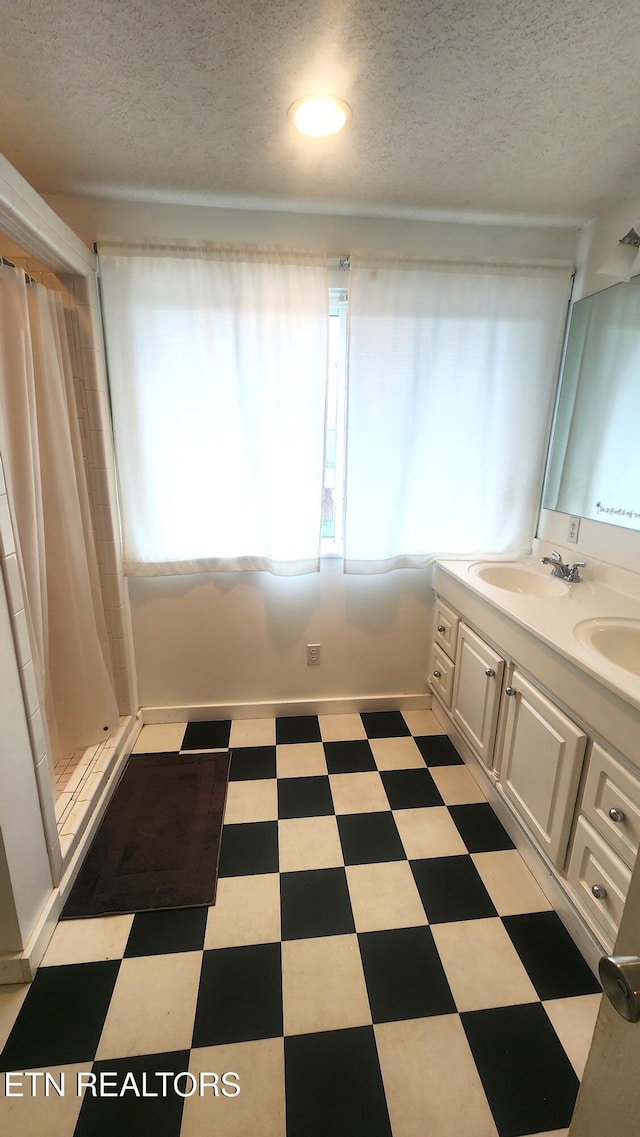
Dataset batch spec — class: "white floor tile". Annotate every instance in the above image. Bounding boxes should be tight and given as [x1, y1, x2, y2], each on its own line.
[402, 709, 447, 736]
[0, 1062, 92, 1137]
[346, 861, 427, 932]
[41, 915, 133, 967]
[205, 874, 281, 949]
[431, 918, 538, 1012]
[132, 722, 186, 753]
[282, 935, 371, 1036]
[429, 764, 487, 805]
[276, 743, 327, 778]
[375, 1016, 499, 1137]
[393, 806, 468, 859]
[223, 779, 278, 824]
[369, 737, 425, 770]
[95, 951, 202, 1059]
[318, 713, 367, 741]
[543, 994, 601, 1078]
[183, 1038, 285, 1137]
[472, 850, 553, 916]
[229, 718, 276, 748]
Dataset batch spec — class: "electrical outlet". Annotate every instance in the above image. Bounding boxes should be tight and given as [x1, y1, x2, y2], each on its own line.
[306, 643, 321, 666]
[567, 516, 581, 545]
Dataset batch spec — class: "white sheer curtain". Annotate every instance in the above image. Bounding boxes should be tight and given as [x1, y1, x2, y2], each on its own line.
[0, 263, 118, 771]
[344, 254, 571, 572]
[99, 242, 329, 575]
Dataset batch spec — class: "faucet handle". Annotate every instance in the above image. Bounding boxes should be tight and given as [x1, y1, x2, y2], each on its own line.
[551, 550, 564, 563]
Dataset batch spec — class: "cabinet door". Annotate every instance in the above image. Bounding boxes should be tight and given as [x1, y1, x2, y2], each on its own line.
[451, 623, 504, 765]
[498, 669, 586, 867]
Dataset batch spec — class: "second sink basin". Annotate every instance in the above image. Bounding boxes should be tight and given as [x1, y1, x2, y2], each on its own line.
[574, 618, 640, 676]
[471, 562, 568, 598]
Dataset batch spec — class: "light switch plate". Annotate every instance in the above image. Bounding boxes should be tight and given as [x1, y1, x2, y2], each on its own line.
[567, 516, 581, 544]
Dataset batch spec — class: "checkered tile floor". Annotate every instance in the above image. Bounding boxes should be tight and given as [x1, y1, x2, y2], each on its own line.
[0, 710, 602, 1137]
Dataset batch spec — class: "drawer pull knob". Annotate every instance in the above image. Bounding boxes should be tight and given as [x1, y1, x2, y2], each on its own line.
[437, 625, 446, 634]
[433, 670, 442, 679]
[485, 668, 495, 678]
[609, 807, 625, 824]
[505, 686, 516, 696]
[592, 884, 607, 900]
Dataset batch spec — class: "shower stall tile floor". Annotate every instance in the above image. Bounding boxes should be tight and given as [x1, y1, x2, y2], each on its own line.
[0, 710, 601, 1137]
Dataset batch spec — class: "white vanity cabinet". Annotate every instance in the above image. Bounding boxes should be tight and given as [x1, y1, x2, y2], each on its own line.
[430, 566, 640, 962]
[451, 623, 504, 765]
[497, 668, 586, 868]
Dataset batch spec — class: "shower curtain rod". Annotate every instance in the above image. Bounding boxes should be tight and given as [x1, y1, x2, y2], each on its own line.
[0, 255, 38, 286]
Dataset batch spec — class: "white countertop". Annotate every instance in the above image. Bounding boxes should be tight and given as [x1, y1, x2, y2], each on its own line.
[435, 557, 640, 714]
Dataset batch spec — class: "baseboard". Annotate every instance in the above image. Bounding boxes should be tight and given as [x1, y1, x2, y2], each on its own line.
[143, 692, 432, 725]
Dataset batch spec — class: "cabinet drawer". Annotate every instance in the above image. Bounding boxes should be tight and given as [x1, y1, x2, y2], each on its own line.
[429, 643, 455, 707]
[567, 816, 631, 946]
[581, 742, 640, 869]
[433, 598, 460, 662]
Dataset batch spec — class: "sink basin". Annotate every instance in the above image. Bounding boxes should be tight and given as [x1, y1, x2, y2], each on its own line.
[471, 562, 568, 598]
[574, 618, 640, 676]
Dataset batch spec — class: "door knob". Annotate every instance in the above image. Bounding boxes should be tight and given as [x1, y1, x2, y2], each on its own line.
[433, 670, 442, 679]
[609, 807, 625, 823]
[437, 625, 446, 633]
[599, 955, 640, 1023]
[485, 668, 495, 677]
[505, 686, 516, 696]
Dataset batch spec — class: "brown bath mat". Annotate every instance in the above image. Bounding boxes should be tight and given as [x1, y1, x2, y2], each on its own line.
[61, 751, 230, 918]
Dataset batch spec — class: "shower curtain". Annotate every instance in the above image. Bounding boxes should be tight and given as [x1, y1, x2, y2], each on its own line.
[0, 262, 118, 775]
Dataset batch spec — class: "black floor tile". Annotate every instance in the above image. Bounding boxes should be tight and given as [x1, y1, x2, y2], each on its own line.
[380, 768, 444, 809]
[0, 961, 119, 1071]
[280, 867, 355, 940]
[448, 803, 515, 852]
[277, 775, 334, 819]
[358, 926, 456, 1022]
[461, 1003, 580, 1137]
[193, 943, 282, 1047]
[181, 719, 231, 750]
[124, 907, 208, 958]
[285, 1026, 392, 1137]
[323, 739, 377, 773]
[276, 715, 321, 744]
[337, 812, 406, 865]
[73, 1051, 189, 1137]
[360, 711, 410, 738]
[229, 745, 276, 780]
[217, 820, 279, 877]
[503, 911, 602, 1000]
[414, 734, 464, 766]
[411, 855, 498, 923]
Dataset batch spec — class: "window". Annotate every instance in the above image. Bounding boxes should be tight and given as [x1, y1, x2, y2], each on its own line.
[321, 290, 348, 551]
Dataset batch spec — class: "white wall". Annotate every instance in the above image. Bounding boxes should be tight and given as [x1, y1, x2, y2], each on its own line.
[46, 194, 582, 715]
[537, 190, 640, 576]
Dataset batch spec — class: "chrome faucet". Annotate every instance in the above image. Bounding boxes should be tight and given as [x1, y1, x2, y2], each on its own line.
[540, 550, 586, 583]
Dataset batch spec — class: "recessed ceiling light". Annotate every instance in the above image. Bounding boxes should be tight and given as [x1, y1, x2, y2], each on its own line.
[288, 95, 352, 138]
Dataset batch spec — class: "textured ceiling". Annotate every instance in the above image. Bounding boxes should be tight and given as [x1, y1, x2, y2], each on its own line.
[1, 0, 640, 221]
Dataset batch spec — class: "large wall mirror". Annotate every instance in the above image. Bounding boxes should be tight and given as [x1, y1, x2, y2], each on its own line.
[544, 276, 640, 531]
